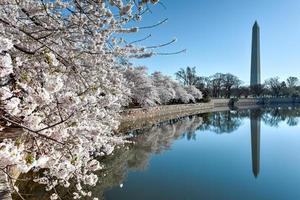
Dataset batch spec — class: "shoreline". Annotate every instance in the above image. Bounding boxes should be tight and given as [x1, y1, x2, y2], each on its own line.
[119, 98, 300, 133]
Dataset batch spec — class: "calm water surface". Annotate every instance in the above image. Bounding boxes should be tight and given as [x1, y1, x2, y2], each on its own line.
[104, 107, 300, 200]
[16, 106, 300, 200]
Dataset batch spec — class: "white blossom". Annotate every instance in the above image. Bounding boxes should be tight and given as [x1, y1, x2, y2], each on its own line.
[0, 53, 13, 77]
[44, 75, 64, 93]
[4, 97, 21, 115]
[0, 37, 13, 52]
[50, 193, 59, 200]
[87, 160, 102, 171]
[0, 86, 13, 100]
[84, 173, 98, 186]
[46, 52, 59, 66]
[35, 156, 50, 168]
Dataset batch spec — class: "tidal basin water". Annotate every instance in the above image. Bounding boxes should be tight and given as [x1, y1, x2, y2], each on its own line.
[104, 107, 300, 200]
[15, 106, 300, 200]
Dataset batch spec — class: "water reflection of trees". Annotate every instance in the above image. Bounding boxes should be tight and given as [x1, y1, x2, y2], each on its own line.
[198, 106, 300, 133]
[94, 106, 300, 193]
[80, 116, 205, 199]
[14, 106, 300, 199]
[14, 115, 204, 200]
[261, 106, 300, 127]
[91, 106, 300, 195]
[197, 110, 249, 134]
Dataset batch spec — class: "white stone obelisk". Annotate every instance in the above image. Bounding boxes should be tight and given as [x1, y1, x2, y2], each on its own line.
[250, 21, 261, 86]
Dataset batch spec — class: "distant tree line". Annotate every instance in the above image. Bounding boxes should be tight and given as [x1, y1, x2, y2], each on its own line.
[176, 66, 300, 101]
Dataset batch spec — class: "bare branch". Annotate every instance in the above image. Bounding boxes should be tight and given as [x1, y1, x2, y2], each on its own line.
[129, 34, 152, 45]
[146, 38, 176, 49]
[139, 18, 168, 30]
[156, 49, 187, 56]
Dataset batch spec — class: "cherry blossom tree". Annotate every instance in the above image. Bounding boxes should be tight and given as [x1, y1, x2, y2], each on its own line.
[0, 0, 160, 199]
[123, 69, 203, 106]
[172, 82, 194, 103]
[122, 66, 159, 107]
[185, 85, 203, 102]
[151, 71, 176, 104]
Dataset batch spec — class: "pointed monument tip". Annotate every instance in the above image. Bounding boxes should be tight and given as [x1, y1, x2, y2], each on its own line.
[253, 171, 259, 178]
[254, 21, 259, 26]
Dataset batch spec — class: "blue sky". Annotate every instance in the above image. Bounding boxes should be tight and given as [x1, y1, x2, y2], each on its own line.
[128, 0, 300, 85]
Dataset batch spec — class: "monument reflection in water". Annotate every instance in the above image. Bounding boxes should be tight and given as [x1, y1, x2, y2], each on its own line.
[250, 109, 261, 178]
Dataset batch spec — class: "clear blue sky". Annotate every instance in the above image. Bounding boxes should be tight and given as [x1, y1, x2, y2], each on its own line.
[128, 0, 300, 85]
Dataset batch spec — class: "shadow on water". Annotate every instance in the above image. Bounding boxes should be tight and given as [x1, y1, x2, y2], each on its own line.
[14, 106, 300, 200]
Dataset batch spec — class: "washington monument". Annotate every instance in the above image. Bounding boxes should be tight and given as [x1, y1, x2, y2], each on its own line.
[250, 21, 261, 86]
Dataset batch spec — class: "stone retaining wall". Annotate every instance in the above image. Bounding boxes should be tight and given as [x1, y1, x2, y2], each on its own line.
[257, 97, 300, 104]
[211, 98, 258, 107]
[120, 102, 214, 122]
[119, 99, 261, 132]
[235, 98, 258, 106]
[119, 97, 300, 132]
[119, 102, 215, 132]
[120, 99, 260, 122]
[211, 97, 300, 107]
